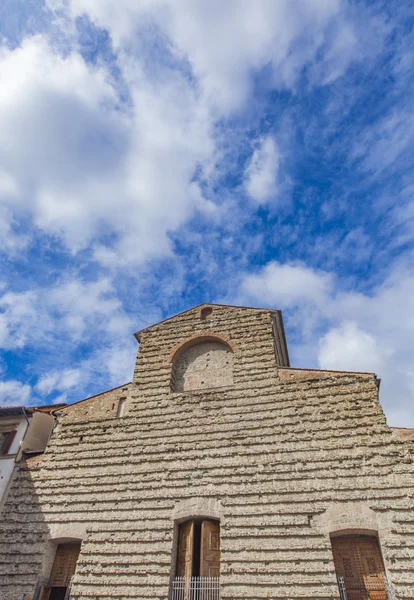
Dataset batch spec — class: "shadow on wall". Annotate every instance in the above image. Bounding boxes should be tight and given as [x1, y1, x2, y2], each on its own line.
[0, 455, 82, 600]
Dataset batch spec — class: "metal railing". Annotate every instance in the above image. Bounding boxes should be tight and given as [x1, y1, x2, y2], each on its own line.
[336, 574, 398, 600]
[170, 577, 220, 600]
[337, 575, 348, 600]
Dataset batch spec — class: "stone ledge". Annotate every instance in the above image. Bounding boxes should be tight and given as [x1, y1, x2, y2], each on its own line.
[279, 367, 375, 382]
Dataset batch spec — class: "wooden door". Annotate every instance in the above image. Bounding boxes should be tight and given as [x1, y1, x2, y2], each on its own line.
[200, 520, 220, 577]
[331, 536, 387, 600]
[49, 543, 81, 588]
[38, 588, 51, 600]
[176, 521, 194, 579]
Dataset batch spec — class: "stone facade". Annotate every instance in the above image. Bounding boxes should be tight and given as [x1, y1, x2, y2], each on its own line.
[0, 303, 413, 599]
[172, 339, 234, 392]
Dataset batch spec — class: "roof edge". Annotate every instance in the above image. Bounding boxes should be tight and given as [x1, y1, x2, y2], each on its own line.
[279, 366, 377, 376]
[134, 302, 282, 341]
[58, 382, 132, 411]
[0, 403, 67, 418]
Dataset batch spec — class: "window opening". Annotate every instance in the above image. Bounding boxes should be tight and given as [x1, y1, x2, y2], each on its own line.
[0, 430, 16, 455]
[116, 398, 126, 418]
[49, 588, 67, 600]
[200, 307, 213, 320]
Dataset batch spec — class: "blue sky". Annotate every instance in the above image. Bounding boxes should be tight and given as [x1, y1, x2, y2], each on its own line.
[0, 0, 413, 425]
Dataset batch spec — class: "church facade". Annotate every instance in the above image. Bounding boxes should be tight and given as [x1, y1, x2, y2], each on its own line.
[0, 303, 413, 600]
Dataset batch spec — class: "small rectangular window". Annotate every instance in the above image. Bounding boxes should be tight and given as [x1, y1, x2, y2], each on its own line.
[200, 307, 213, 320]
[0, 430, 17, 455]
[116, 398, 126, 418]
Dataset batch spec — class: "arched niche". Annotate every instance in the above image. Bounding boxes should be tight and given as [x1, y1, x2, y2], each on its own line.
[172, 497, 223, 523]
[171, 337, 234, 392]
[313, 503, 383, 536]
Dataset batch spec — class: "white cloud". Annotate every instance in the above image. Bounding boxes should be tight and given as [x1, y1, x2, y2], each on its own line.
[0, 205, 29, 253]
[0, 290, 39, 349]
[63, 0, 359, 111]
[318, 322, 392, 374]
[245, 136, 279, 203]
[36, 368, 82, 395]
[0, 274, 136, 401]
[32, 340, 135, 401]
[0, 380, 31, 407]
[354, 108, 414, 175]
[242, 261, 333, 307]
[240, 260, 414, 426]
[0, 35, 214, 265]
[0, 276, 133, 350]
[0, 1, 386, 265]
[88, 342, 136, 387]
[0, 1, 401, 414]
[47, 278, 132, 340]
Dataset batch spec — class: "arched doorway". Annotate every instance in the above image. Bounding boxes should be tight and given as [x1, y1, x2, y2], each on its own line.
[331, 535, 388, 600]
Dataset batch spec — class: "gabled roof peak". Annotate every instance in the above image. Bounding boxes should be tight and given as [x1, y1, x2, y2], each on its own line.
[133, 302, 280, 341]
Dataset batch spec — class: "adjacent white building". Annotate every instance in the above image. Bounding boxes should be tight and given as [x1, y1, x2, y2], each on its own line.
[0, 405, 65, 507]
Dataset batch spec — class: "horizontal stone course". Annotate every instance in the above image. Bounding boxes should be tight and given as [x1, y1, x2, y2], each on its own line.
[0, 304, 413, 600]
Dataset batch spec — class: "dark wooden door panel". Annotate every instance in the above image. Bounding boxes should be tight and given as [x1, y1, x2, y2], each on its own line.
[176, 521, 194, 579]
[49, 543, 81, 588]
[200, 520, 220, 578]
[332, 536, 387, 600]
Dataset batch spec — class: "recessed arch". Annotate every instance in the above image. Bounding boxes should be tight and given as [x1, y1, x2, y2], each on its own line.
[169, 333, 237, 364]
[170, 335, 235, 392]
[173, 497, 223, 523]
[313, 503, 383, 536]
[330, 528, 379, 539]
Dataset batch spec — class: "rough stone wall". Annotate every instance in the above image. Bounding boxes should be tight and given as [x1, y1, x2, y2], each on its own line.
[0, 304, 413, 600]
[392, 428, 414, 442]
[172, 340, 234, 392]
